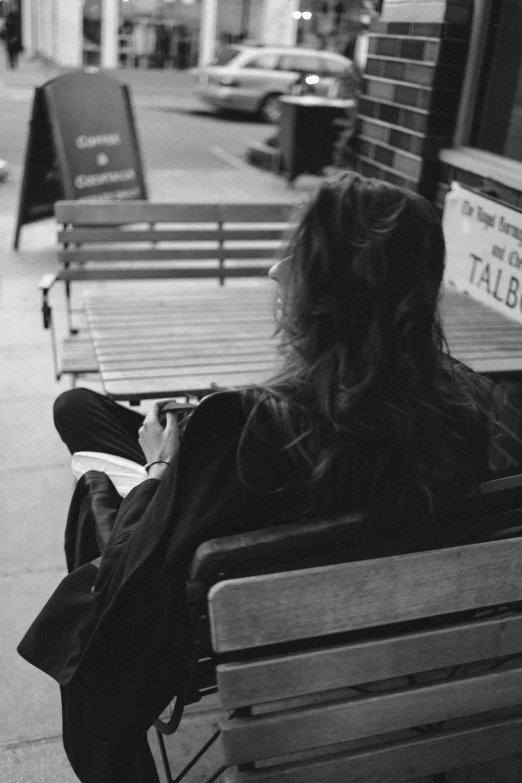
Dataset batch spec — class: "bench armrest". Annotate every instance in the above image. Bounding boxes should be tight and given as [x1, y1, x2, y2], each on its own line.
[38, 273, 58, 294]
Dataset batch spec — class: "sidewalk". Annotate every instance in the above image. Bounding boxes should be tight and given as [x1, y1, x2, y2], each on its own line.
[0, 58, 320, 782]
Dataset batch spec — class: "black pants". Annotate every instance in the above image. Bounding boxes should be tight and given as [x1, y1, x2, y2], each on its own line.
[54, 387, 146, 462]
[54, 388, 160, 783]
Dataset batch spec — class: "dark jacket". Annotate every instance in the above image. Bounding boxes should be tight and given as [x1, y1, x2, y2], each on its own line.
[18, 391, 311, 738]
[18, 385, 491, 744]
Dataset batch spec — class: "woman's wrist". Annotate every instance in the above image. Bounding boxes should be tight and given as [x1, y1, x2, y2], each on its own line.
[146, 462, 169, 480]
[144, 460, 171, 480]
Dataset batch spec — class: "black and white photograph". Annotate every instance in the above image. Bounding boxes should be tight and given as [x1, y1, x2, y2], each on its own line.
[3, 1, 522, 782]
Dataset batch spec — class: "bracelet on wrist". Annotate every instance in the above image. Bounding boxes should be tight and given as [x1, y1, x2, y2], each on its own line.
[145, 460, 170, 474]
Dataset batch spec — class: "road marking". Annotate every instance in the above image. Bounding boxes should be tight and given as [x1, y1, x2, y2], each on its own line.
[211, 146, 253, 172]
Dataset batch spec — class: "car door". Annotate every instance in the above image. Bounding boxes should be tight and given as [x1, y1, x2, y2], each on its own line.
[234, 51, 283, 112]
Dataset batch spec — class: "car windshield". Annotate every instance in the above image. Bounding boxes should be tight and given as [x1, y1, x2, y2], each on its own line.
[212, 47, 241, 66]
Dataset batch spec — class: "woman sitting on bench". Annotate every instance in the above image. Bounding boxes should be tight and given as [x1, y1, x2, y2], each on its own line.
[19, 173, 498, 783]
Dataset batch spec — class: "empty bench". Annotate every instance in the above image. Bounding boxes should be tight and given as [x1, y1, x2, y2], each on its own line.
[153, 475, 522, 783]
[39, 200, 296, 382]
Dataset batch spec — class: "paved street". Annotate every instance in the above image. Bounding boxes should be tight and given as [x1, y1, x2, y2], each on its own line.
[0, 55, 318, 782]
[0, 58, 285, 214]
[0, 60, 272, 170]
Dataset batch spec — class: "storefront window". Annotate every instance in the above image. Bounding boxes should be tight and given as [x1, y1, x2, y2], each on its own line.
[472, 0, 522, 162]
[82, 0, 202, 69]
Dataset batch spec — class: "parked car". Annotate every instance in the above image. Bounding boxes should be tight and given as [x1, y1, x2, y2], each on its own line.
[194, 44, 356, 123]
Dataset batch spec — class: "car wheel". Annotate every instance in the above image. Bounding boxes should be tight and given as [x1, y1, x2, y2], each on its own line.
[260, 93, 283, 124]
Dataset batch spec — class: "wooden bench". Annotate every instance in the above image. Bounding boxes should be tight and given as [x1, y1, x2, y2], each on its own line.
[40, 200, 295, 382]
[152, 474, 522, 783]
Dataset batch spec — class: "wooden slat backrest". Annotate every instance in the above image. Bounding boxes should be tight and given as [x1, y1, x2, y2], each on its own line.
[56, 267, 277, 282]
[222, 661, 522, 764]
[57, 228, 288, 244]
[208, 537, 522, 652]
[58, 247, 281, 264]
[208, 537, 522, 779]
[216, 613, 522, 709]
[223, 719, 522, 783]
[54, 201, 295, 281]
[56, 201, 221, 224]
[55, 201, 296, 225]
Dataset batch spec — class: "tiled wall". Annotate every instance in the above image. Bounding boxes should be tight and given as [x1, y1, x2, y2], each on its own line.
[353, 1, 472, 198]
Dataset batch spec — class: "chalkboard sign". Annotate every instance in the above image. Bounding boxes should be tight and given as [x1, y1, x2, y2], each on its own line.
[14, 70, 148, 249]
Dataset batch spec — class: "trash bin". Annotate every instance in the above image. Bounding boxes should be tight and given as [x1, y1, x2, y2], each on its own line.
[279, 96, 354, 185]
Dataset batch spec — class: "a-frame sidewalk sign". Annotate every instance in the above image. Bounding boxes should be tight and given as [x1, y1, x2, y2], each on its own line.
[14, 69, 148, 249]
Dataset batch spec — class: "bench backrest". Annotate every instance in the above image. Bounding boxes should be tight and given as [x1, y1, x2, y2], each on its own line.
[55, 200, 296, 282]
[208, 535, 522, 782]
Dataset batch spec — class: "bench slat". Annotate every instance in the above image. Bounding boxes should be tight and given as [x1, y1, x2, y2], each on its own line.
[220, 204, 295, 222]
[59, 247, 279, 263]
[89, 314, 271, 329]
[95, 343, 273, 362]
[91, 322, 271, 336]
[56, 202, 222, 223]
[92, 334, 272, 350]
[208, 538, 522, 652]
[83, 286, 271, 305]
[216, 613, 522, 709]
[89, 321, 271, 336]
[55, 201, 295, 224]
[224, 717, 522, 783]
[221, 663, 522, 764]
[58, 266, 273, 282]
[86, 305, 271, 322]
[99, 358, 278, 381]
[89, 322, 272, 338]
[450, 355, 522, 373]
[101, 368, 277, 400]
[94, 338, 274, 354]
[97, 353, 274, 370]
[57, 228, 290, 244]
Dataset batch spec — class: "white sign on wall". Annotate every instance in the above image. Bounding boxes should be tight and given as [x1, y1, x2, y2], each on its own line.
[260, 0, 300, 46]
[443, 182, 522, 324]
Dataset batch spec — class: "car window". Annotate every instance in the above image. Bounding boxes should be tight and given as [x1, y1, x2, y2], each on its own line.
[278, 54, 320, 73]
[242, 53, 280, 70]
[212, 47, 241, 66]
[322, 58, 350, 75]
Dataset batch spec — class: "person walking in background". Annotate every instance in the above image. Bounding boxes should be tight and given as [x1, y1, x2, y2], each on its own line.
[4, 7, 22, 69]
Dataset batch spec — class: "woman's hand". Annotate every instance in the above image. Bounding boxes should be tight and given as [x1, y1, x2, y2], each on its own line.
[138, 401, 180, 476]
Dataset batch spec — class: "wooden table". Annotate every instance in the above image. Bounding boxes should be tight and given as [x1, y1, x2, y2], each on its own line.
[84, 284, 280, 401]
[84, 285, 522, 402]
[441, 288, 522, 374]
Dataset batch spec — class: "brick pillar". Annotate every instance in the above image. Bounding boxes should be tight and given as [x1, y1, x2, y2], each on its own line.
[352, 0, 473, 199]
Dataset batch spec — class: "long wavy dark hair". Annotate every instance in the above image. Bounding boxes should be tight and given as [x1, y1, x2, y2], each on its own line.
[239, 174, 498, 528]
